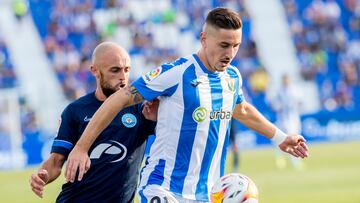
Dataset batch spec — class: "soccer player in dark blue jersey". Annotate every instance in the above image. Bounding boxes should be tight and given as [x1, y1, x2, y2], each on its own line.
[29, 42, 158, 203]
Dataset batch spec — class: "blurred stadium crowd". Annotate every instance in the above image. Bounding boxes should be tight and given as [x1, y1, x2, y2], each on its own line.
[0, 0, 360, 165]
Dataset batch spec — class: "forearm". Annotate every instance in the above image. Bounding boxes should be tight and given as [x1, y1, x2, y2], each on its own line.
[233, 102, 276, 139]
[76, 91, 128, 150]
[233, 103, 308, 158]
[40, 154, 65, 184]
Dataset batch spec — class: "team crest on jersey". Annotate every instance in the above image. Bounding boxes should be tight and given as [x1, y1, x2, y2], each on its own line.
[143, 66, 162, 82]
[226, 78, 235, 93]
[121, 113, 137, 128]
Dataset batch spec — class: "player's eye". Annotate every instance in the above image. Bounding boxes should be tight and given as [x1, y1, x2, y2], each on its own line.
[220, 44, 229, 48]
[110, 67, 121, 73]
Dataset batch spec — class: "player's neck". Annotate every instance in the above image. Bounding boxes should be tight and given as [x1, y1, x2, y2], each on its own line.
[197, 50, 216, 73]
[94, 88, 107, 101]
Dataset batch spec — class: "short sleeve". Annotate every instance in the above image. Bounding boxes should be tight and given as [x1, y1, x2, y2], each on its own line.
[229, 66, 246, 104]
[50, 105, 78, 156]
[132, 58, 188, 101]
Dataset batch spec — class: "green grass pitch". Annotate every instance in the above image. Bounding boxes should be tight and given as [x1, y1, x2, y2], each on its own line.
[1, 141, 359, 203]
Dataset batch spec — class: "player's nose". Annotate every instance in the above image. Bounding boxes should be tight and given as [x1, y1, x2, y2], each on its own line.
[224, 48, 235, 60]
[118, 69, 126, 80]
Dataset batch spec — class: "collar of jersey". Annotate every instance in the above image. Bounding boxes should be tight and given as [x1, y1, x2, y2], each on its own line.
[192, 54, 223, 77]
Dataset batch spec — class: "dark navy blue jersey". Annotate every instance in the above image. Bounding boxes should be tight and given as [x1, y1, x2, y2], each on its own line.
[51, 92, 156, 203]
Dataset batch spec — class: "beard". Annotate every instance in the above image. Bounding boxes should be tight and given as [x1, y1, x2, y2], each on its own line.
[99, 72, 118, 98]
[101, 85, 116, 98]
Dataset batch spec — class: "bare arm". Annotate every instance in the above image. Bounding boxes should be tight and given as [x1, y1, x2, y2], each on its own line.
[30, 153, 65, 198]
[233, 101, 309, 158]
[65, 85, 144, 182]
[76, 85, 143, 151]
[232, 101, 276, 139]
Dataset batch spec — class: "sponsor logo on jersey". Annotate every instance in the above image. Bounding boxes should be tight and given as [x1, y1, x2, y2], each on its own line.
[192, 107, 208, 122]
[121, 113, 137, 128]
[89, 140, 127, 163]
[193, 106, 232, 122]
[143, 66, 162, 82]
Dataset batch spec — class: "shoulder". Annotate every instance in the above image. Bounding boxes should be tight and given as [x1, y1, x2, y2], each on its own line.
[62, 93, 95, 115]
[157, 56, 190, 74]
[141, 56, 192, 83]
[227, 65, 243, 83]
[226, 65, 241, 78]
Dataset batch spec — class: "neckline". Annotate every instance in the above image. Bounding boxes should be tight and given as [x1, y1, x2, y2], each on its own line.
[192, 53, 221, 76]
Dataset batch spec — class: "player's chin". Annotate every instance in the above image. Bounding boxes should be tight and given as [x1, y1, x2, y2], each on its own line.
[216, 65, 228, 72]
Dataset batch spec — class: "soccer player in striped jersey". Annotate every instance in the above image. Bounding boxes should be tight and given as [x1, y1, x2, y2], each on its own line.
[65, 8, 309, 202]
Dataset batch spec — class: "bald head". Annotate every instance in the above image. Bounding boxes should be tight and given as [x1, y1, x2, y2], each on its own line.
[92, 42, 130, 67]
[91, 42, 131, 99]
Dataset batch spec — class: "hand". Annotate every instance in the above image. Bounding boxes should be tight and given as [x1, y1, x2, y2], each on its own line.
[30, 169, 49, 198]
[279, 134, 309, 158]
[142, 99, 159, 121]
[64, 145, 91, 183]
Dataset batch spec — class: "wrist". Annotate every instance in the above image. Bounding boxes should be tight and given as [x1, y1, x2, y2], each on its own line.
[271, 127, 287, 146]
[76, 141, 90, 152]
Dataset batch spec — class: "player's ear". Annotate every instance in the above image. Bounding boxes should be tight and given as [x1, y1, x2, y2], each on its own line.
[90, 65, 99, 78]
[200, 31, 207, 48]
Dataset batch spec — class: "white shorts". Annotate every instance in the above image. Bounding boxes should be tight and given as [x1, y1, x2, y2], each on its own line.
[138, 185, 209, 203]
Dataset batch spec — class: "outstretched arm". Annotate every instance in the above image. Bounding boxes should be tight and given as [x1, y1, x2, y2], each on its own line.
[73, 85, 143, 151]
[232, 101, 309, 158]
[30, 153, 65, 198]
[65, 85, 144, 182]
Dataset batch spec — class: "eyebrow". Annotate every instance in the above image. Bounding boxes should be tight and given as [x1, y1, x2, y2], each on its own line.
[220, 42, 240, 46]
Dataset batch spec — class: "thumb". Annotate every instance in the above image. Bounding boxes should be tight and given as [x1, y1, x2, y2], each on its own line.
[297, 135, 306, 143]
[85, 158, 91, 173]
[38, 169, 49, 183]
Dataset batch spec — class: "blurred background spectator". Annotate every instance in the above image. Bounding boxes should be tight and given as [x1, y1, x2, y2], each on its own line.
[0, 0, 359, 168]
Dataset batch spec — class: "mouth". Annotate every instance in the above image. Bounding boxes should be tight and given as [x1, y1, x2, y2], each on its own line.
[117, 83, 126, 89]
[220, 59, 230, 67]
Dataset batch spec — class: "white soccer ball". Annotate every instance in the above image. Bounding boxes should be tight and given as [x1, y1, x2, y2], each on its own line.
[210, 173, 258, 203]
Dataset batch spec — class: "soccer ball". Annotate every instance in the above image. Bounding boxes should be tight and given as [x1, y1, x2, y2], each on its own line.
[210, 173, 258, 203]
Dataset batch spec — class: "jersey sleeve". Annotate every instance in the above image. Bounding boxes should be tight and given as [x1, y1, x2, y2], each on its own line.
[236, 88, 245, 104]
[235, 69, 246, 104]
[51, 104, 78, 157]
[132, 59, 187, 101]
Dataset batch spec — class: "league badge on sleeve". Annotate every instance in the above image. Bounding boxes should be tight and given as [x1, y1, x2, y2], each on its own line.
[142, 66, 162, 82]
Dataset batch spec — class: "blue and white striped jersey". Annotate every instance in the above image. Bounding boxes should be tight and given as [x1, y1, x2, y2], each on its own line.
[133, 54, 245, 201]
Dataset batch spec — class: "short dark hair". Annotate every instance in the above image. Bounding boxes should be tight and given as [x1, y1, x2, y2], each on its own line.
[205, 7, 242, 30]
